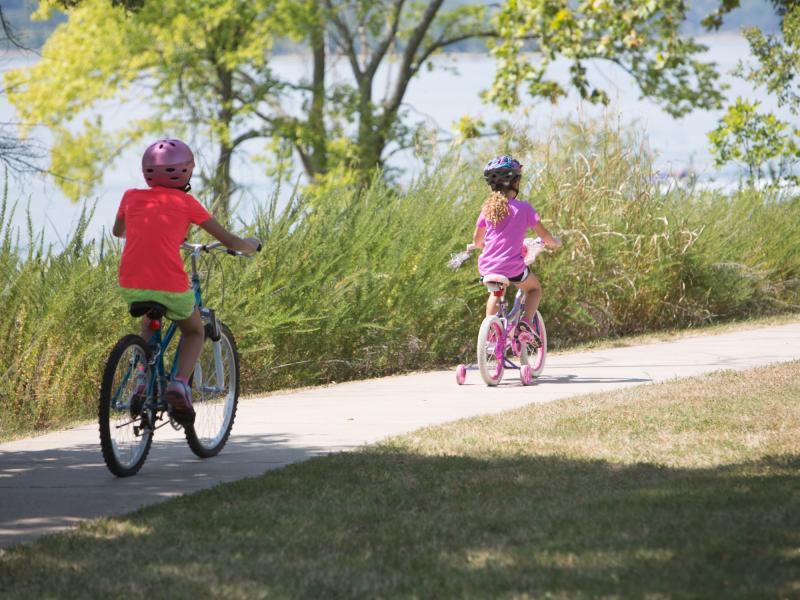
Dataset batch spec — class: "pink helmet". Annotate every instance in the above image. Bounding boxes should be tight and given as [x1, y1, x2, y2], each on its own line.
[141, 138, 195, 189]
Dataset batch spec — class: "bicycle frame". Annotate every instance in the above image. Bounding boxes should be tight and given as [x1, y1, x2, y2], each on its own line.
[127, 245, 222, 421]
[488, 286, 527, 371]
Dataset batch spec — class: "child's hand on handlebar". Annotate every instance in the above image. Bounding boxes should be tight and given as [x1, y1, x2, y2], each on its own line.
[244, 237, 262, 254]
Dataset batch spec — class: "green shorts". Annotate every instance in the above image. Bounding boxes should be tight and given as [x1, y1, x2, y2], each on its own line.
[119, 287, 196, 321]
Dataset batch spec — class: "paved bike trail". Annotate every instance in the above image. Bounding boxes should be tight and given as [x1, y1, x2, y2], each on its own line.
[1, 321, 799, 547]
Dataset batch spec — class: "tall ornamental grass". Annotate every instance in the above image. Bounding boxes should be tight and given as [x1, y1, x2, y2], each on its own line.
[1, 120, 798, 437]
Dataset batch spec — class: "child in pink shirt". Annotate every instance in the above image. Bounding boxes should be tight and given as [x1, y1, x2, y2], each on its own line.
[470, 155, 561, 332]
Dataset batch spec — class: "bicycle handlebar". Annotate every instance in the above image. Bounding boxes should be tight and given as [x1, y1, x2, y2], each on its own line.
[181, 241, 261, 258]
[448, 236, 561, 271]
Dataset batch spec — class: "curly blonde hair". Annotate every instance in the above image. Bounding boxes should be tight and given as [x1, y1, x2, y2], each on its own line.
[482, 191, 510, 225]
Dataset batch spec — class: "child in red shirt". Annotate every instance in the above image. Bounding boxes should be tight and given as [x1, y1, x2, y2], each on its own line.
[113, 139, 260, 424]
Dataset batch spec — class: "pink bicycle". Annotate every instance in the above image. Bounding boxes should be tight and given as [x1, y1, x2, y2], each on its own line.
[451, 238, 549, 386]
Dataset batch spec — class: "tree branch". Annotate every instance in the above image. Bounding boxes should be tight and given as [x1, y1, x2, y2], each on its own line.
[409, 30, 498, 78]
[0, 5, 32, 50]
[295, 143, 314, 176]
[322, 0, 364, 83]
[231, 129, 265, 149]
[364, 0, 406, 80]
[380, 0, 446, 138]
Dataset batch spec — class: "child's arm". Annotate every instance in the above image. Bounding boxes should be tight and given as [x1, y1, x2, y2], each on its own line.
[112, 217, 125, 238]
[468, 225, 486, 251]
[199, 218, 261, 254]
[533, 222, 562, 249]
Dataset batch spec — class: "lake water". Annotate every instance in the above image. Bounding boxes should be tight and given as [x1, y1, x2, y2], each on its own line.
[1, 33, 796, 247]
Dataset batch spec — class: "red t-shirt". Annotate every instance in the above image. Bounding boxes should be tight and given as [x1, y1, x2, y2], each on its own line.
[116, 187, 212, 292]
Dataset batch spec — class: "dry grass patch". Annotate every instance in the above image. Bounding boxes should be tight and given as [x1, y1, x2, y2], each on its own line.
[407, 360, 800, 468]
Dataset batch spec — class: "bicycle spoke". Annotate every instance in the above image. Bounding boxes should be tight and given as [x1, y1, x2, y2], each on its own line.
[185, 322, 239, 457]
[99, 337, 153, 477]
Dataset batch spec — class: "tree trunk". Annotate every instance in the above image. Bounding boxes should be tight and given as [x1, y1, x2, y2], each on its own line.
[211, 64, 235, 216]
[309, 22, 327, 177]
[211, 142, 234, 216]
[356, 79, 384, 184]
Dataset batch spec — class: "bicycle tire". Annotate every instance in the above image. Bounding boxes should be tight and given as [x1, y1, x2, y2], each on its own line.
[520, 310, 547, 378]
[99, 335, 154, 477]
[477, 315, 505, 386]
[185, 321, 239, 458]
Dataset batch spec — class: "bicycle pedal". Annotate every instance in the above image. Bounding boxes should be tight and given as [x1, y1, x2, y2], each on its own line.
[518, 332, 534, 344]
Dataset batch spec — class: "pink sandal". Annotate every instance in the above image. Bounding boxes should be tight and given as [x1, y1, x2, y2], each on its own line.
[518, 316, 542, 348]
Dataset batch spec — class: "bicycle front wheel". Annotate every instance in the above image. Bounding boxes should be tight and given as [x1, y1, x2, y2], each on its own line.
[520, 310, 547, 378]
[185, 321, 239, 458]
[477, 315, 505, 386]
[99, 335, 153, 477]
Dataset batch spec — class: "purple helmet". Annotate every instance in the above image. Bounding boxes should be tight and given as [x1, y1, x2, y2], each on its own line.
[483, 155, 522, 187]
[142, 138, 195, 189]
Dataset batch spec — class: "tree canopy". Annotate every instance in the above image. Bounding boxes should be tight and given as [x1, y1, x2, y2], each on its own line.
[7, 0, 728, 209]
[488, 0, 723, 117]
[706, 0, 800, 181]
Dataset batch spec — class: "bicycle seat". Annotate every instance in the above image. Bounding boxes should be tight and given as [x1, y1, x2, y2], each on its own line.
[482, 274, 509, 287]
[481, 273, 509, 295]
[129, 301, 168, 320]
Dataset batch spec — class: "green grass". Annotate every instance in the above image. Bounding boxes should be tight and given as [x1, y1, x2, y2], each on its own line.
[1, 360, 798, 598]
[1, 117, 799, 438]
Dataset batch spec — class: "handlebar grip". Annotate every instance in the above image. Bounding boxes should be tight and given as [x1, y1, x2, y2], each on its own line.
[226, 248, 237, 256]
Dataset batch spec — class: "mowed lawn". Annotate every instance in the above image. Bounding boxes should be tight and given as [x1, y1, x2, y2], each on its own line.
[1, 361, 799, 599]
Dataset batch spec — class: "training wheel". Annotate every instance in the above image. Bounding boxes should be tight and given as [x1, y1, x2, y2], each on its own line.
[520, 364, 533, 386]
[455, 364, 467, 385]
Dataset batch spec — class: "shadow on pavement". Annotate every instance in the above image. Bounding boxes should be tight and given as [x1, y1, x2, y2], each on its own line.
[537, 373, 652, 385]
[0, 433, 351, 547]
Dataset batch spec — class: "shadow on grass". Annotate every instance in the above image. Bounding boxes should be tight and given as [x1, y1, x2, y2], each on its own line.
[1, 448, 798, 599]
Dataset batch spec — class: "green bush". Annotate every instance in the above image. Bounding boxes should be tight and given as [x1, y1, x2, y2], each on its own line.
[1, 120, 798, 437]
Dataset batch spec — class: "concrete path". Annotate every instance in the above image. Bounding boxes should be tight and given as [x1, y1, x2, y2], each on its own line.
[1, 321, 799, 547]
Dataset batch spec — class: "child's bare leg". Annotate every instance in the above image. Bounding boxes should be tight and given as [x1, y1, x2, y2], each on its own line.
[485, 294, 501, 318]
[175, 308, 204, 380]
[516, 273, 542, 321]
[138, 317, 150, 340]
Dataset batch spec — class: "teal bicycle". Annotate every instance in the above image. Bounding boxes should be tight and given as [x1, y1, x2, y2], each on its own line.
[99, 242, 251, 477]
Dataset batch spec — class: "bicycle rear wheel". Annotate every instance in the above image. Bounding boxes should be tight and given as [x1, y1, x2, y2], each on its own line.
[185, 321, 239, 458]
[520, 310, 547, 378]
[99, 335, 153, 477]
[477, 316, 505, 386]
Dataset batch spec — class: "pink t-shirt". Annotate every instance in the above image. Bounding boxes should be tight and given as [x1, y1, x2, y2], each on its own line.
[476, 199, 540, 277]
[116, 187, 212, 292]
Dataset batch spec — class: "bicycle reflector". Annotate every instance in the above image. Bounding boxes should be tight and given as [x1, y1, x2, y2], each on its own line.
[148, 319, 162, 331]
[493, 290, 504, 297]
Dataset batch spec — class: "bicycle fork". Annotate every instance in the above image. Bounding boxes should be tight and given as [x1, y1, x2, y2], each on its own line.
[200, 307, 226, 393]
